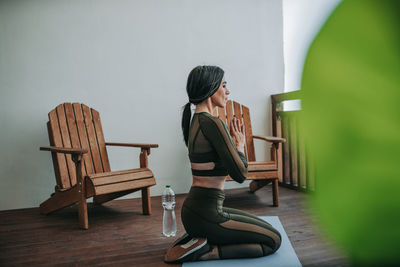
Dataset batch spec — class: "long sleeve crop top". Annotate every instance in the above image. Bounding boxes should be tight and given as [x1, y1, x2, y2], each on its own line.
[188, 112, 248, 183]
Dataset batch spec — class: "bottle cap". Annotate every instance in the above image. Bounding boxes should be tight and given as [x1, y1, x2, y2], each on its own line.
[166, 185, 171, 188]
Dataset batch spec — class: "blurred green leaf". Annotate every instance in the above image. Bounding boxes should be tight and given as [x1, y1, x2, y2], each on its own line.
[301, 0, 400, 264]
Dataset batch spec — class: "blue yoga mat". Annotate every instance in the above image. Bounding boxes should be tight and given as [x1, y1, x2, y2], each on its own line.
[183, 216, 302, 267]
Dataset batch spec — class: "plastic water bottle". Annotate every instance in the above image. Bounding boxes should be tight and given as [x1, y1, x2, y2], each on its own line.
[162, 185, 177, 237]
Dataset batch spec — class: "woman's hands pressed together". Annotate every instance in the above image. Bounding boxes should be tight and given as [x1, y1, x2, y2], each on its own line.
[230, 117, 245, 153]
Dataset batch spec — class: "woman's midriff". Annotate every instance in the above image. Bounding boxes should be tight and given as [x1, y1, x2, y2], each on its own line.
[192, 175, 226, 190]
[191, 161, 226, 190]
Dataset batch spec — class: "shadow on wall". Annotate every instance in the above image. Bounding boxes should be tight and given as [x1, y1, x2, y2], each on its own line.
[0, 120, 54, 210]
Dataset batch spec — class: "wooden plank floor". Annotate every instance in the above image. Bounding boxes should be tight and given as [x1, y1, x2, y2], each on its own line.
[0, 186, 349, 266]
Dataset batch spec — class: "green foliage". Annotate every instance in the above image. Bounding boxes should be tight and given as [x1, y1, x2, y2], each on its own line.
[301, 0, 400, 264]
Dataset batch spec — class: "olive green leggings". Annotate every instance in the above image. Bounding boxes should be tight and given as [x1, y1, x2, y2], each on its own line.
[181, 186, 281, 259]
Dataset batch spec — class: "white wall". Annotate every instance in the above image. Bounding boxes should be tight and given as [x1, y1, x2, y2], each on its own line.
[0, 0, 284, 210]
[283, 0, 341, 92]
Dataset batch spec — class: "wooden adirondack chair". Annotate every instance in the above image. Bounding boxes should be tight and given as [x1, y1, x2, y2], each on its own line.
[212, 100, 286, 206]
[40, 103, 158, 229]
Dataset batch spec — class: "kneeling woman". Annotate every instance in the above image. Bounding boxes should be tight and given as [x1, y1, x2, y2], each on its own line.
[165, 65, 281, 263]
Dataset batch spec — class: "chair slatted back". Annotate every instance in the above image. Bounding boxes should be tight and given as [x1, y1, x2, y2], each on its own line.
[47, 103, 111, 189]
[213, 100, 256, 161]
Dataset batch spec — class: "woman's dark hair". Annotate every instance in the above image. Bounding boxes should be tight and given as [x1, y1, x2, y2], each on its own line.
[181, 65, 224, 146]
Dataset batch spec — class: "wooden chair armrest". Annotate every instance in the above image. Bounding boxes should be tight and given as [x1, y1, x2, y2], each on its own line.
[40, 146, 88, 155]
[105, 142, 159, 149]
[253, 135, 286, 143]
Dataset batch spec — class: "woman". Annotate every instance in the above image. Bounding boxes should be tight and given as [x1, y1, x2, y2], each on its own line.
[164, 65, 281, 263]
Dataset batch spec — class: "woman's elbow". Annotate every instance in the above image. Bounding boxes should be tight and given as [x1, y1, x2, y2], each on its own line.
[234, 170, 248, 184]
[236, 176, 246, 184]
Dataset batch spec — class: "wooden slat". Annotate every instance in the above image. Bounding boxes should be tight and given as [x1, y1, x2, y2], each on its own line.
[249, 161, 276, 165]
[233, 101, 241, 119]
[233, 101, 247, 159]
[73, 103, 94, 175]
[225, 100, 234, 132]
[289, 115, 298, 187]
[56, 104, 77, 187]
[47, 122, 62, 189]
[276, 116, 283, 183]
[271, 90, 302, 102]
[91, 109, 111, 172]
[271, 95, 284, 183]
[93, 188, 141, 204]
[65, 103, 85, 180]
[91, 170, 154, 186]
[253, 135, 285, 143]
[248, 162, 277, 171]
[298, 124, 307, 190]
[247, 171, 278, 179]
[95, 177, 156, 195]
[105, 142, 158, 148]
[282, 114, 291, 184]
[242, 105, 255, 161]
[81, 104, 103, 173]
[235, 102, 247, 158]
[226, 171, 278, 181]
[271, 97, 277, 137]
[217, 107, 226, 124]
[85, 177, 95, 198]
[49, 108, 71, 188]
[90, 168, 150, 179]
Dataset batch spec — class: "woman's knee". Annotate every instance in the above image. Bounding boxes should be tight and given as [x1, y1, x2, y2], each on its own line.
[262, 233, 281, 254]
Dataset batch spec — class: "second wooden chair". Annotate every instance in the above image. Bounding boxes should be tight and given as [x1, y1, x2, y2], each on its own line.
[212, 100, 285, 206]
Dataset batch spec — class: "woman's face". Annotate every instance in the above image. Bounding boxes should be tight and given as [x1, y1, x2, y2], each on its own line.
[211, 76, 230, 108]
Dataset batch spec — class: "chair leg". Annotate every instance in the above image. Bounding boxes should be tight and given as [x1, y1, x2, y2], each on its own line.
[71, 155, 88, 229]
[142, 187, 151, 215]
[249, 180, 272, 193]
[78, 192, 89, 229]
[272, 179, 279, 207]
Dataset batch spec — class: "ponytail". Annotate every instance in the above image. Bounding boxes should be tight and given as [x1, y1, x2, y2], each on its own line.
[181, 102, 192, 147]
[182, 65, 224, 146]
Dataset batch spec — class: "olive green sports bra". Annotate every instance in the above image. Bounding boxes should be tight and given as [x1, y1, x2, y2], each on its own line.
[188, 112, 248, 183]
